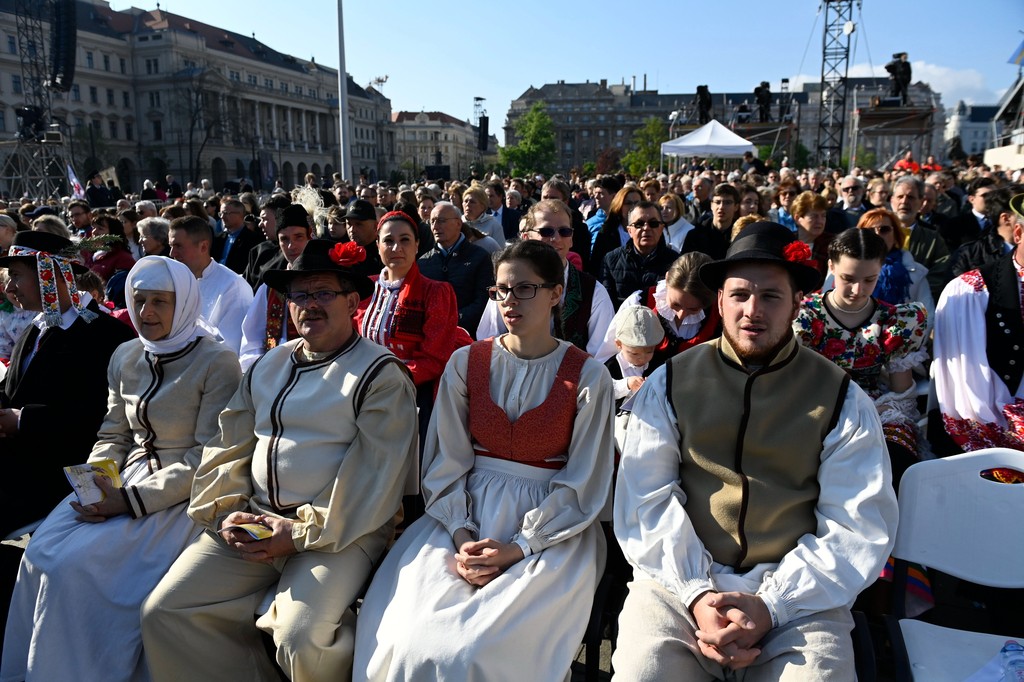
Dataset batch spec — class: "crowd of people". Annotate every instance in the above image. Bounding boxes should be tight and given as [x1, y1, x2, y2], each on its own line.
[0, 151, 1021, 680]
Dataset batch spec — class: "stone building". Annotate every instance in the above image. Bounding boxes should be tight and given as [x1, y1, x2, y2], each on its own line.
[392, 110, 495, 182]
[0, 0, 395, 196]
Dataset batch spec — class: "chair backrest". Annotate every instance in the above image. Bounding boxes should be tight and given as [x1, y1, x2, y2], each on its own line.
[893, 448, 1024, 589]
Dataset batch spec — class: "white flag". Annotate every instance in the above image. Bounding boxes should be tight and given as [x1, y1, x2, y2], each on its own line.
[67, 164, 85, 199]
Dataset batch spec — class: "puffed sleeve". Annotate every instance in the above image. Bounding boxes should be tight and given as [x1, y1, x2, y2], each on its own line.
[288, 359, 418, 553]
[421, 347, 478, 537]
[614, 366, 716, 609]
[119, 347, 241, 518]
[512, 358, 615, 556]
[187, 367, 260, 532]
[883, 302, 929, 373]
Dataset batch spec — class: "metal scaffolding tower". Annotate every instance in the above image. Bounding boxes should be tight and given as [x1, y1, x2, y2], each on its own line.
[815, 0, 858, 167]
[0, 0, 72, 200]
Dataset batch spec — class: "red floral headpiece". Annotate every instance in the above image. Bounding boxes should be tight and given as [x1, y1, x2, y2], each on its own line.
[782, 240, 816, 268]
[329, 241, 366, 267]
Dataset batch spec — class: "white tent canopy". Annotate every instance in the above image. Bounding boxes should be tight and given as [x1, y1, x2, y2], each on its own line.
[660, 120, 756, 158]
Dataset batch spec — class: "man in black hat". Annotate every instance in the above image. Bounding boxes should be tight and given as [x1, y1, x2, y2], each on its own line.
[343, 199, 385, 279]
[0, 231, 136, 533]
[613, 222, 898, 678]
[142, 239, 418, 681]
[85, 172, 114, 209]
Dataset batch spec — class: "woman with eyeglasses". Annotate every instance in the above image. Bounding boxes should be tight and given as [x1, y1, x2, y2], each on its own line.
[86, 214, 137, 282]
[794, 227, 928, 488]
[820, 208, 934, 323]
[476, 200, 617, 362]
[589, 185, 644, 278]
[354, 238, 614, 681]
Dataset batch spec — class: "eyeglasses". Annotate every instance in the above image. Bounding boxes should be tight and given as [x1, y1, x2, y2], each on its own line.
[285, 289, 351, 306]
[630, 220, 664, 230]
[779, 190, 797, 197]
[527, 226, 574, 239]
[868, 224, 894, 234]
[710, 199, 735, 206]
[841, 186, 862, 192]
[429, 216, 457, 225]
[486, 282, 557, 301]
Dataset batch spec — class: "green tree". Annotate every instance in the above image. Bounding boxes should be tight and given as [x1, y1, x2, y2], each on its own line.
[621, 116, 669, 176]
[499, 102, 556, 176]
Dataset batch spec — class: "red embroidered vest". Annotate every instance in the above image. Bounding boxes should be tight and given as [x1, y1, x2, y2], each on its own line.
[467, 340, 586, 470]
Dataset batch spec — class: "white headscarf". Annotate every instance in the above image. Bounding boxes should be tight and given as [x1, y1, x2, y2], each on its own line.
[125, 256, 203, 354]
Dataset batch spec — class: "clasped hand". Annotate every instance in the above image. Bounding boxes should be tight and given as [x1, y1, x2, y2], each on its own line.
[218, 511, 297, 564]
[691, 591, 773, 670]
[0, 407, 20, 437]
[452, 528, 524, 588]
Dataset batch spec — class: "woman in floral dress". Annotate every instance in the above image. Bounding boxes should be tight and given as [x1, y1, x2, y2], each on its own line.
[794, 228, 928, 488]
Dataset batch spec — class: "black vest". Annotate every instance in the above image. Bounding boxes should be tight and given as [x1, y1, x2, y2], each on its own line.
[980, 253, 1024, 394]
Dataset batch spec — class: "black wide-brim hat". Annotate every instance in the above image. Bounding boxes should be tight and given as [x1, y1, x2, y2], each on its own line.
[699, 221, 822, 294]
[263, 239, 373, 299]
[0, 230, 89, 273]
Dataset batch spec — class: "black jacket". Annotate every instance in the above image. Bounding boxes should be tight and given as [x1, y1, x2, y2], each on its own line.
[952, 230, 1010, 277]
[418, 238, 494, 338]
[601, 241, 679, 309]
[212, 227, 263, 276]
[0, 304, 136, 533]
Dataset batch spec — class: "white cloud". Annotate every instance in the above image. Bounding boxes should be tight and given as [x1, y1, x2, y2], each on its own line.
[788, 61, 1001, 109]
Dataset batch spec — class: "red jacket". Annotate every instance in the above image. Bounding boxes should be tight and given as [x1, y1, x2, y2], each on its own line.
[356, 263, 471, 386]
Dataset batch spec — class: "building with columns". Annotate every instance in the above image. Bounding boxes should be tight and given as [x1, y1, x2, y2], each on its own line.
[0, 0, 396, 196]
[392, 110, 493, 182]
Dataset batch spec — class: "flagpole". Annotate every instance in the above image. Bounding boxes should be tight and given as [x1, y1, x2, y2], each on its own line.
[337, 1, 352, 183]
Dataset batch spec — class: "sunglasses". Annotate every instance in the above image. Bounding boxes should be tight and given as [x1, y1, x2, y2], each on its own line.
[528, 226, 574, 239]
[630, 220, 664, 230]
[868, 224, 894, 234]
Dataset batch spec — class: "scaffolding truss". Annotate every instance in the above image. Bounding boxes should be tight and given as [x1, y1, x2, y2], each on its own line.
[816, 0, 856, 166]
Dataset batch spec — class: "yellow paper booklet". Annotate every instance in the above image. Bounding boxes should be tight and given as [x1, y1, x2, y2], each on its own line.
[63, 458, 123, 506]
[221, 522, 273, 540]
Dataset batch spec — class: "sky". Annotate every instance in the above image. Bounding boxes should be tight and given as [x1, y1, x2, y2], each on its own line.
[117, 0, 1022, 126]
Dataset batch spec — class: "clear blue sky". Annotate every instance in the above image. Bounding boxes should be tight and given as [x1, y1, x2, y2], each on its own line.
[124, 0, 1021, 125]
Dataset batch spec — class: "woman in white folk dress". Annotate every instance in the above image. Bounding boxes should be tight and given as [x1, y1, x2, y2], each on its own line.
[354, 239, 615, 681]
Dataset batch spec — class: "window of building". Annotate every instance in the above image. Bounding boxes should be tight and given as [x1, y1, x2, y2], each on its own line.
[91, 119, 101, 134]
[145, 58, 159, 75]
[74, 116, 84, 130]
[152, 120, 162, 141]
[598, 130, 605, 137]
[86, 51, 94, 68]
[11, 75, 21, 95]
[89, 86, 98, 104]
[148, 92, 161, 108]
[582, 130, 589, 137]
[248, 74, 257, 85]
[71, 84, 80, 101]
[120, 57, 126, 74]
[106, 88, 114, 106]
[109, 121, 117, 138]
[265, 78, 273, 89]
[123, 91, 130, 108]
[7, 36, 15, 54]
[616, 129, 623, 137]
[229, 70, 240, 82]
[280, 82, 288, 93]
[309, 87, 317, 99]
[103, 54, 110, 71]
[0, 111, 5, 132]
[125, 122, 133, 141]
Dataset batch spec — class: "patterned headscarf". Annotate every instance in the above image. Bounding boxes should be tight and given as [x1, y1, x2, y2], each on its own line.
[7, 244, 95, 329]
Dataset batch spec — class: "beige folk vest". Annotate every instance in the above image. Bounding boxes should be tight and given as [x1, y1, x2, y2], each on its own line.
[668, 335, 850, 570]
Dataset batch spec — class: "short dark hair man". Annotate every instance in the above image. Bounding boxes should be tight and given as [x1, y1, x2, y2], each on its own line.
[614, 222, 897, 678]
[211, 199, 262, 276]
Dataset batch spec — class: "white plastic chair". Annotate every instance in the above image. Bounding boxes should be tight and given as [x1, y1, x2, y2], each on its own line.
[887, 448, 1024, 681]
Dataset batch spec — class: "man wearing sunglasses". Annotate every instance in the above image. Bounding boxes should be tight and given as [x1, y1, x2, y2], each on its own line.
[602, 200, 680, 308]
[826, 175, 869, 234]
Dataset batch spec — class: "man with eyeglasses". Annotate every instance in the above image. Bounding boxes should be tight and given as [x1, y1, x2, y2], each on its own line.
[602, 200, 680, 309]
[211, 199, 262, 276]
[477, 199, 616, 361]
[142, 238, 418, 681]
[417, 201, 493, 338]
[66, 200, 93, 237]
[826, 175, 869, 233]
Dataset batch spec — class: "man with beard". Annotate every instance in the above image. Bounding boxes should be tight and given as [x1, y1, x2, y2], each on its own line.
[613, 222, 897, 679]
[142, 239, 418, 681]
